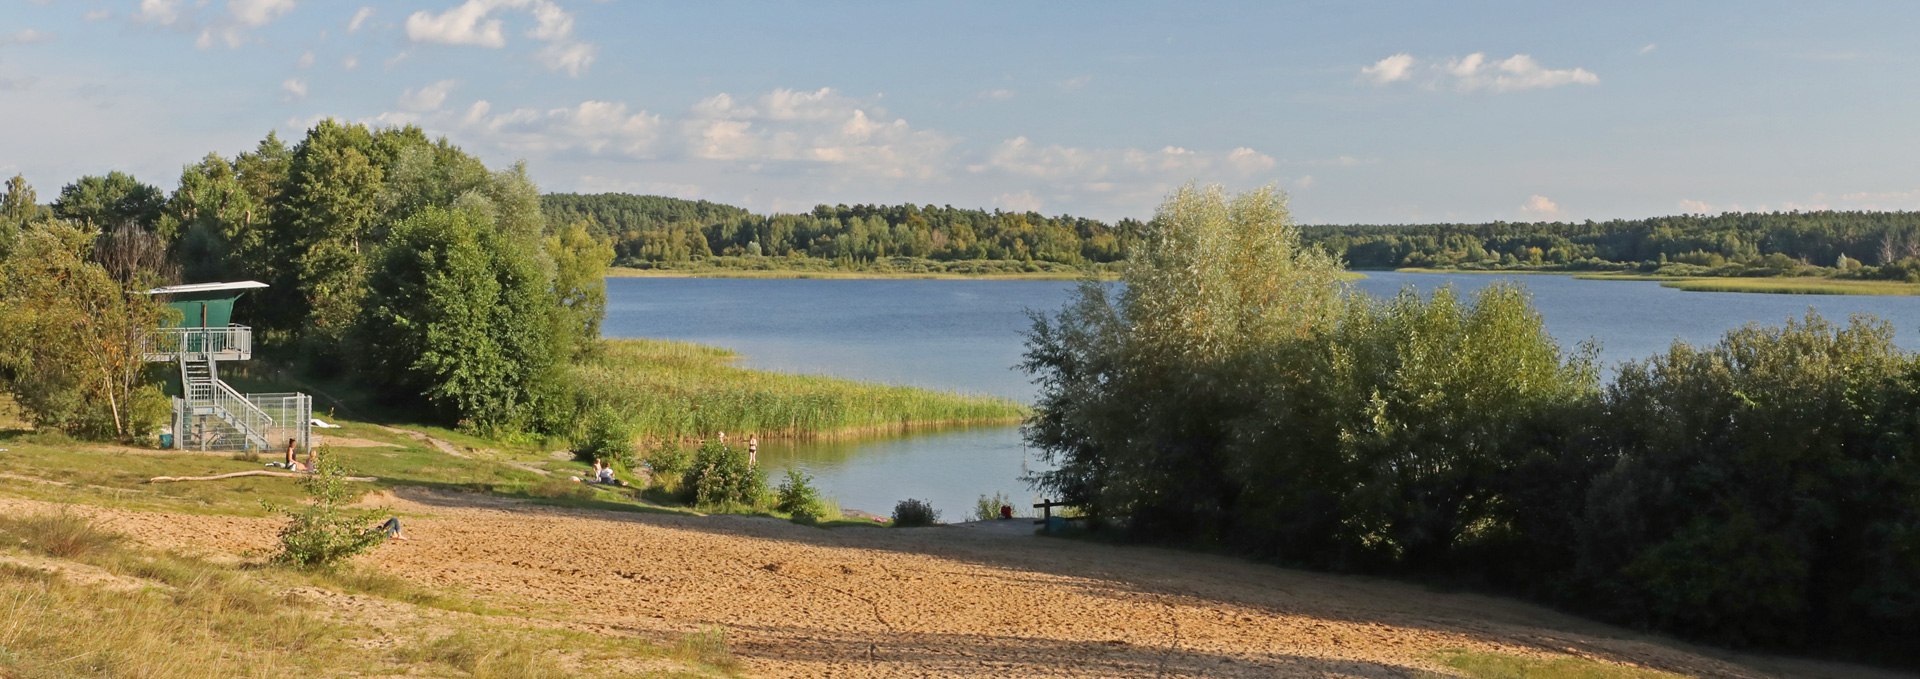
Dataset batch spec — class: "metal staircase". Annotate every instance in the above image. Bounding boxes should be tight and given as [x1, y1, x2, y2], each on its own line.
[176, 352, 275, 452]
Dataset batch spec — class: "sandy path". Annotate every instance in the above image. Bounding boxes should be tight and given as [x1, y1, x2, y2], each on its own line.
[3, 492, 1902, 678]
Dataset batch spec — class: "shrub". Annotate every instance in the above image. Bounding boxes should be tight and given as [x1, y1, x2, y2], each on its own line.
[646, 442, 692, 475]
[974, 492, 1013, 521]
[267, 447, 386, 569]
[774, 469, 827, 519]
[891, 498, 939, 527]
[684, 440, 763, 509]
[572, 404, 635, 467]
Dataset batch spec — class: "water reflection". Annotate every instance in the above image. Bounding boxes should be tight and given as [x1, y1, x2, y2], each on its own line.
[759, 424, 1041, 519]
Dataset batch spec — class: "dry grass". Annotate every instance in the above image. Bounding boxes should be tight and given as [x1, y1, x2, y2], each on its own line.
[0, 511, 123, 559]
[1436, 649, 1690, 679]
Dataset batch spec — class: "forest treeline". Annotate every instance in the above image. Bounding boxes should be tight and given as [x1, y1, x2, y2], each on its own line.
[1024, 185, 1920, 666]
[0, 122, 613, 439]
[1305, 212, 1920, 280]
[541, 192, 1139, 267]
[545, 192, 1920, 281]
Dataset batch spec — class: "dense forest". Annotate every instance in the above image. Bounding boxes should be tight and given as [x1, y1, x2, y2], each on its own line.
[542, 193, 1139, 267]
[1025, 185, 1920, 666]
[545, 192, 1920, 282]
[1304, 211, 1920, 280]
[0, 123, 613, 439]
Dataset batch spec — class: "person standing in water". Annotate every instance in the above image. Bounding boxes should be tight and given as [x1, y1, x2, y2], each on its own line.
[747, 435, 759, 467]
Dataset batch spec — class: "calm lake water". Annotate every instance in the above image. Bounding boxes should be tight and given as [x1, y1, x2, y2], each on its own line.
[603, 273, 1920, 516]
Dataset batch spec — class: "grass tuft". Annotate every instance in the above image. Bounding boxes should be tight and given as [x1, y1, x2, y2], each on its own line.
[670, 626, 737, 671]
[0, 511, 122, 559]
[399, 631, 568, 679]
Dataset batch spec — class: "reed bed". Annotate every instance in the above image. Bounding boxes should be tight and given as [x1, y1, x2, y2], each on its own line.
[1656, 276, 1920, 296]
[575, 339, 1027, 440]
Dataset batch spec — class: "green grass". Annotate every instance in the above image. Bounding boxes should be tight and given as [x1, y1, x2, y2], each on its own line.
[1435, 649, 1687, 679]
[576, 338, 1027, 441]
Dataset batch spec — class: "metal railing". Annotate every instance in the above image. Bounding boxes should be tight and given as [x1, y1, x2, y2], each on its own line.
[142, 325, 252, 360]
[244, 392, 311, 453]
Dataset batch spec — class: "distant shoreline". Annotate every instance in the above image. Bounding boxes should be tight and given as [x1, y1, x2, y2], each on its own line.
[1387, 267, 1920, 296]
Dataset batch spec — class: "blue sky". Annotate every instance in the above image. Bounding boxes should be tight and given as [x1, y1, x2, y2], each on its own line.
[2, 1, 1918, 224]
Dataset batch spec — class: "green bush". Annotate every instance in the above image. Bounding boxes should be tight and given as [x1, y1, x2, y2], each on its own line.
[973, 492, 1013, 521]
[572, 404, 635, 467]
[646, 442, 692, 475]
[684, 440, 763, 509]
[891, 498, 939, 527]
[266, 448, 387, 569]
[774, 469, 827, 519]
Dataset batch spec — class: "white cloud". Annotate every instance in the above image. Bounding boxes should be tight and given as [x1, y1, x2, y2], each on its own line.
[979, 88, 1015, 101]
[83, 8, 112, 21]
[137, 0, 183, 25]
[342, 55, 360, 70]
[406, 0, 508, 47]
[1678, 199, 1714, 214]
[1226, 147, 1276, 174]
[997, 190, 1044, 213]
[405, 0, 598, 76]
[347, 6, 374, 33]
[0, 29, 54, 46]
[1360, 53, 1416, 84]
[281, 77, 307, 100]
[1521, 194, 1562, 219]
[1295, 175, 1316, 190]
[296, 50, 314, 68]
[1363, 52, 1598, 93]
[1059, 75, 1092, 91]
[228, 0, 295, 28]
[398, 79, 458, 111]
[535, 41, 597, 77]
[1638, 43, 1657, 55]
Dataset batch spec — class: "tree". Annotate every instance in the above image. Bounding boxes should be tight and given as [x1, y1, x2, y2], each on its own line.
[546, 221, 614, 358]
[0, 174, 49, 257]
[0, 223, 171, 440]
[51, 171, 164, 234]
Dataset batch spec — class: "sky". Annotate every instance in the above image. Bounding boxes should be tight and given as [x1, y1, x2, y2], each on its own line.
[2, 1, 1919, 224]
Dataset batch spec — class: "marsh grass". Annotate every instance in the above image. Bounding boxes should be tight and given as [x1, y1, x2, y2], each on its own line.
[1435, 650, 1687, 679]
[577, 339, 1026, 440]
[1655, 276, 1920, 296]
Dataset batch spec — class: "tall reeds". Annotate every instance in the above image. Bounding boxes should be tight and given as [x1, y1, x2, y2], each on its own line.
[575, 339, 1025, 440]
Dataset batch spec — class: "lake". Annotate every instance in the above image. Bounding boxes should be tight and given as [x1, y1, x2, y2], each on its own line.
[603, 272, 1920, 517]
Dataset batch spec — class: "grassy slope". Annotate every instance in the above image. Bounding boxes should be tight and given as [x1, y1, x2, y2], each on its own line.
[575, 338, 1027, 441]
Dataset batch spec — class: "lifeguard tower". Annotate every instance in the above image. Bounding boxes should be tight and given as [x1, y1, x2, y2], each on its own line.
[142, 281, 311, 453]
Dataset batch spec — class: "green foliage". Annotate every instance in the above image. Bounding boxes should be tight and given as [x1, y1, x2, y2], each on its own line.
[267, 448, 385, 569]
[974, 492, 1014, 521]
[572, 404, 635, 468]
[1305, 210, 1920, 274]
[358, 205, 568, 433]
[545, 221, 614, 358]
[774, 469, 827, 519]
[890, 498, 939, 527]
[685, 440, 763, 509]
[51, 171, 164, 232]
[646, 442, 693, 476]
[0, 223, 172, 440]
[543, 192, 1139, 267]
[1023, 184, 1920, 662]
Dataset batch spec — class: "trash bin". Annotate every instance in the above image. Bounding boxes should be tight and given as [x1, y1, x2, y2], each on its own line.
[1045, 516, 1067, 534]
[159, 433, 174, 448]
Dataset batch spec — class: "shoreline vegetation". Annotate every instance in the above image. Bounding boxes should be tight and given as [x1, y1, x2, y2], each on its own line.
[576, 338, 1027, 442]
[1390, 266, 1920, 295]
